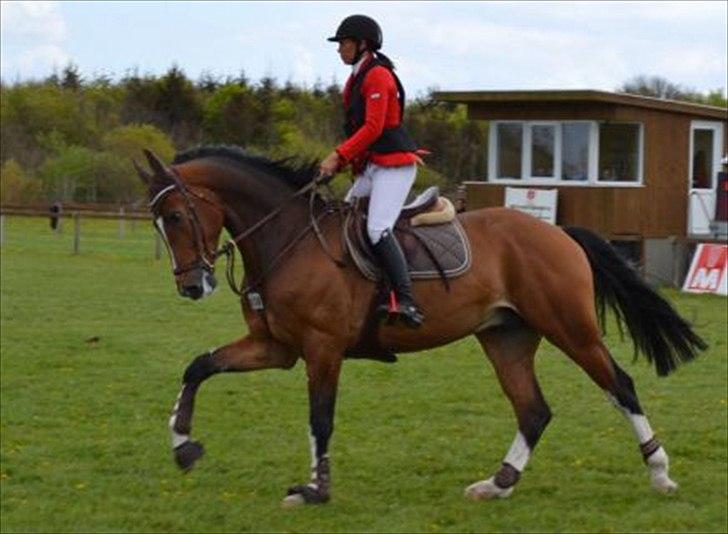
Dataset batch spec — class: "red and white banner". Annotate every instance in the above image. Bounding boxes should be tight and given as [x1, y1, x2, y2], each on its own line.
[682, 244, 728, 296]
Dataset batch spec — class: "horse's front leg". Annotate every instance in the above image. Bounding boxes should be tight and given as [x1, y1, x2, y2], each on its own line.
[282, 338, 343, 507]
[169, 335, 298, 470]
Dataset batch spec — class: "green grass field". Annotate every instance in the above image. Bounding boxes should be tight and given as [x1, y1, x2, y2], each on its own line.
[1, 216, 726, 533]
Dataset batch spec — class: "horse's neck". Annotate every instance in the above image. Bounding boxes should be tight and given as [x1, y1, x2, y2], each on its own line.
[215, 169, 309, 285]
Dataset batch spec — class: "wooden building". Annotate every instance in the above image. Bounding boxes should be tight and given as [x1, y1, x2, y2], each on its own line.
[434, 90, 728, 284]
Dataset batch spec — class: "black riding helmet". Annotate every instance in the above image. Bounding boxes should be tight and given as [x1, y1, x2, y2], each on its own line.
[327, 14, 383, 50]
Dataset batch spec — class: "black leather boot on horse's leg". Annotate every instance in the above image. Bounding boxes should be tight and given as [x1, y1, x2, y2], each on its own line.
[372, 229, 424, 328]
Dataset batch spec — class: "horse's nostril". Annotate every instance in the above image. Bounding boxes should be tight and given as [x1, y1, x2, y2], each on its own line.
[182, 285, 203, 300]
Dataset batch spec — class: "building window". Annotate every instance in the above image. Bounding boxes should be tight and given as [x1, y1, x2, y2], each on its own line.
[530, 124, 556, 178]
[496, 123, 522, 179]
[561, 122, 590, 181]
[489, 120, 643, 186]
[598, 123, 641, 182]
[692, 129, 713, 189]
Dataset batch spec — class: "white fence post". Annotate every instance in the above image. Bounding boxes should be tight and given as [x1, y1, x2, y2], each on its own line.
[119, 207, 125, 239]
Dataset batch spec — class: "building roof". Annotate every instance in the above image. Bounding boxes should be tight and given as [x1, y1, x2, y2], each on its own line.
[433, 89, 728, 120]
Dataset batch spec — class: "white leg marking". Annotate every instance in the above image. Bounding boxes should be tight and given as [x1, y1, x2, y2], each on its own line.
[465, 431, 528, 501]
[280, 428, 320, 508]
[308, 427, 318, 470]
[605, 392, 678, 493]
[169, 386, 190, 449]
[503, 431, 530, 471]
[647, 446, 678, 493]
[606, 393, 655, 443]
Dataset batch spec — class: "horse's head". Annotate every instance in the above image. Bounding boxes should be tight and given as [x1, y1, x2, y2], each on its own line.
[135, 150, 225, 300]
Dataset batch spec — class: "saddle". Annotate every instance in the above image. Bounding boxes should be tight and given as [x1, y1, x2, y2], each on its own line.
[344, 186, 472, 286]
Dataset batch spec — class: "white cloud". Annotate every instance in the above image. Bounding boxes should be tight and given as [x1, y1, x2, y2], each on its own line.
[1, 1, 69, 80]
[292, 45, 315, 86]
[17, 44, 70, 75]
[384, 7, 725, 94]
[0, 1, 66, 40]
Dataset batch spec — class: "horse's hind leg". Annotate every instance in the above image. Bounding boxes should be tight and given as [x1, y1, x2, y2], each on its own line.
[169, 335, 298, 471]
[554, 332, 678, 493]
[466, 315, 550, 500]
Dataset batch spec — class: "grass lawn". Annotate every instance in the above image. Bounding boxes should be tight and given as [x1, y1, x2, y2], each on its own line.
[1, 216, 726, 533]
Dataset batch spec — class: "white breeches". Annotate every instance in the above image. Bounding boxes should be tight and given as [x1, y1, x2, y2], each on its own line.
[345, 162, 417, 244]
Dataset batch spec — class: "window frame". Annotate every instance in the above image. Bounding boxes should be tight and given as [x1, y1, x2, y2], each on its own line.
[491, 122, 524, 180]
[487, 120, 644, 187]
[595, 121, 644, 186]
[525, 121, 561, 182]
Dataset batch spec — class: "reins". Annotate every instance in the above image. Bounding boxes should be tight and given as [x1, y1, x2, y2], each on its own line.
[152, 169, 344, 298]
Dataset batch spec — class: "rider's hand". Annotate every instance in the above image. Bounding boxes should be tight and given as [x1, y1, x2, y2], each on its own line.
[319, 151, 341, 181]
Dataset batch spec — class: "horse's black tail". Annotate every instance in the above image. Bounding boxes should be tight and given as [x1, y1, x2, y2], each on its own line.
[564, 226, 707, 376]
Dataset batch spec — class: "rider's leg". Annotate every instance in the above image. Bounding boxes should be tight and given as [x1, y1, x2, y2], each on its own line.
[367, 163, 423, 328]
[344, 172, 372, 203]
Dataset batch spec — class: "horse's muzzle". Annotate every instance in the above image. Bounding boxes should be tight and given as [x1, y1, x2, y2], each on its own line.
[178, 269, 217, 300]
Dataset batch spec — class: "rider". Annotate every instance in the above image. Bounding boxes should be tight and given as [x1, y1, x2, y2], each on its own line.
[319, 14, 425, 329]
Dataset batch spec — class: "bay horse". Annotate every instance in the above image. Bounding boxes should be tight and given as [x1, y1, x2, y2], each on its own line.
[134, 146, 706, 507]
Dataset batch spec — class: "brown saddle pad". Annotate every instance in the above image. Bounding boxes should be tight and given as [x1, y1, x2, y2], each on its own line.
[344, 204, 472, 282]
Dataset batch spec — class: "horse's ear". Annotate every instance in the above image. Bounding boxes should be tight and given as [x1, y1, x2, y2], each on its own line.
[133, 159, 153, 185]
[143, 149, 173, 183]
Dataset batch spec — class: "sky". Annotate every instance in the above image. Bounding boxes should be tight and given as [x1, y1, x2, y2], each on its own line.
[1, 1, 726, 99]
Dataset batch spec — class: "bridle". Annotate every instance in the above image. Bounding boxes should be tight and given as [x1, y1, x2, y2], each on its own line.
[149, 173, 222, 278]
[149, 167, 341, 297]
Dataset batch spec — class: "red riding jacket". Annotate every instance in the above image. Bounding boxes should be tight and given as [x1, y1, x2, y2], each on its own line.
[336, 53, 420, 173]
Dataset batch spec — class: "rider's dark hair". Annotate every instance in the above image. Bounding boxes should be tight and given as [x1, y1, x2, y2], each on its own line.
[374, 51, 396, 70]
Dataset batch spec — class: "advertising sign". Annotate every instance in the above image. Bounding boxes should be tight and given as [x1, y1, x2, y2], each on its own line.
[504, 187, 558, 225]
[682, 243, 728, 296]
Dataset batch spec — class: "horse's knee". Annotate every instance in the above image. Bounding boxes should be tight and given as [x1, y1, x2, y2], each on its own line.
[183, 351, 219, 384]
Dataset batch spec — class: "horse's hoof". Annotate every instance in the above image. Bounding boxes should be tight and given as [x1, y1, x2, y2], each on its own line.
[281, 493, 306, 508]
[281, 484, 330, 507]
[174, 440, 204, 472]
[651, 473, 678, 494]
[464, 478, 514, 500]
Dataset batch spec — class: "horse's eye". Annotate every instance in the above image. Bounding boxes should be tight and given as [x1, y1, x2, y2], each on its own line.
[166, 211, 183, 224]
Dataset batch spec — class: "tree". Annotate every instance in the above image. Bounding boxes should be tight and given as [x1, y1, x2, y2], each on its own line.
[198, 71, 220, 93]
[618, 75, 727, 107]
[0, 84, 95, 168]
[0, 159, 43, 204]
[102, 124, 175, 162]
[61, 63, 83, 91]
[202, 84, 263, 147]
[154, 65, 203, 146]
[38, 145, 132, 203]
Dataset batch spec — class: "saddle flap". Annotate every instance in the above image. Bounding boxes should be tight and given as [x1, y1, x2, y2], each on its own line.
[344, 208, 472, 283]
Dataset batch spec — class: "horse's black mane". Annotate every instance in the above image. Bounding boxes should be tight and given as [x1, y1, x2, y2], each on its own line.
[173, 145, 319, 189]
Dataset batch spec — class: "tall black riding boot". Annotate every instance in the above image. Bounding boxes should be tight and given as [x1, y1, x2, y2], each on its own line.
[372, 229, 424, 329]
